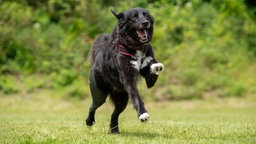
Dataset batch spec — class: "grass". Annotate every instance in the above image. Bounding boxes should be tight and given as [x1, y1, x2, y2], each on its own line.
[0, 94, 255, 144]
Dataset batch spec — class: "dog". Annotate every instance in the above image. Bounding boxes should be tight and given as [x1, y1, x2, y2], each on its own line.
[85, 7, 164, 134]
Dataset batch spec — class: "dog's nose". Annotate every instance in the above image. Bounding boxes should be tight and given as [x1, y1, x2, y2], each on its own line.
[142, 21, 150, 28]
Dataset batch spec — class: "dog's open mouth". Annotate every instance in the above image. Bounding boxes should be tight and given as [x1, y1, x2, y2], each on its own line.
[136, 29, 148, 43]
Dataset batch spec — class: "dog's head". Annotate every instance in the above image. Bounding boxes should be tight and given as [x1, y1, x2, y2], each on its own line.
[112, 8, 154, 50]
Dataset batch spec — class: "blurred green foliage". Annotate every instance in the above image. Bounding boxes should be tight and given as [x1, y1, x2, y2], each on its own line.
[0, 0, 256, 100]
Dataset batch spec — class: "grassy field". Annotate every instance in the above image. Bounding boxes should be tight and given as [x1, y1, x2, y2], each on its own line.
[0, 94, 255, 144]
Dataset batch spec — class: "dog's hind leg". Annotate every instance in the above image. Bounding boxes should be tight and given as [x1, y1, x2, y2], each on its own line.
[109, 91, 129, 134]
[86, 69, 108, 126]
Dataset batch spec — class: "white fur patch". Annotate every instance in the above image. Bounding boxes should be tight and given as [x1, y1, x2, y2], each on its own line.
[135, 50, 144, 58]
[150, 63, 164, 75]
[130, 51, 145, 71]
[141, 56, 153, 69]
[139, 113, 149, 122]
[131, 60, 140, 70]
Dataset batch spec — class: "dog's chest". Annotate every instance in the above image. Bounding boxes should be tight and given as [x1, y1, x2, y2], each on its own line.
[130, 51, 147, 71]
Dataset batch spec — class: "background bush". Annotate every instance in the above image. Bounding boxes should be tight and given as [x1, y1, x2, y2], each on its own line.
[0, 0, 256, 100]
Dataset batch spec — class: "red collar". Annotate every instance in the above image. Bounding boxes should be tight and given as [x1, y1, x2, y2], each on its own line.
[116, 44, 137, 60]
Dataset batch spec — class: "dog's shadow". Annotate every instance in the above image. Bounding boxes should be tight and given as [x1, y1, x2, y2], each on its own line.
[120, 130, 171, 139]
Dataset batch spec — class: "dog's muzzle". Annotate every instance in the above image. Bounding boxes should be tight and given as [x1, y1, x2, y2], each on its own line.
[136, 20, 150, 43]
[136, 29, 148, 43]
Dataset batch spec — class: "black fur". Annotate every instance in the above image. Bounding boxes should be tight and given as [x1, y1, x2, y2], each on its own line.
[85, 8, 164, 134]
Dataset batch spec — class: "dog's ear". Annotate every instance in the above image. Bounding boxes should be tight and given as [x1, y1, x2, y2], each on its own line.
[149, 14, 154, 24]
[147, 12, 154, 41]
[111, 10, 124, 20]
[145, 9, 154, 24]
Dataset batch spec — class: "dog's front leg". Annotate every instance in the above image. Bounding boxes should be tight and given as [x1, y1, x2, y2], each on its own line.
[124, 81, 149, 122]
[140, 60, 164, 88]
[118, 59, 149, 121]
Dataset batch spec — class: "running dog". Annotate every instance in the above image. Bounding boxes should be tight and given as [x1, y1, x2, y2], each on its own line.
[85, 8, 164, 134]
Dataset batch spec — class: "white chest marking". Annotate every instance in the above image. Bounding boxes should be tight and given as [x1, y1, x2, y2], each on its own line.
[130, 51, 144, 71]
[131, 61, 140, 70]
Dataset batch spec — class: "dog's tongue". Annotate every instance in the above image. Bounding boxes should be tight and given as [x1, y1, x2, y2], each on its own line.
[136, 30, 147, 40]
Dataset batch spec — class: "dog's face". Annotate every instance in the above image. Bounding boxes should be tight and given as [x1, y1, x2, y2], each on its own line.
[112, 8, 154, 50]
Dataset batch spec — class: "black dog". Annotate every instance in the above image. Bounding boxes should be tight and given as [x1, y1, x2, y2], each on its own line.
[85, 8, 164, 134]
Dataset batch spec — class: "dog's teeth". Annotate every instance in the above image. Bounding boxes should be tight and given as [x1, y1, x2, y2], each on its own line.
[137, 30, 148, 43]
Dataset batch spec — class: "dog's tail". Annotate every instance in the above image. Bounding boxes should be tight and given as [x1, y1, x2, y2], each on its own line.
[88, 34, 111, 65]
[88, 47, 96, 65]
[88, 40, 102, 65]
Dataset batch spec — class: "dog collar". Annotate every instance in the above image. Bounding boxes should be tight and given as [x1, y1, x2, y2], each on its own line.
[116, 44, 137, 60]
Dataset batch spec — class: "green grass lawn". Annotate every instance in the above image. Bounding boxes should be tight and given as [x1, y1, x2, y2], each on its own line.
[0, 95, 255, 144]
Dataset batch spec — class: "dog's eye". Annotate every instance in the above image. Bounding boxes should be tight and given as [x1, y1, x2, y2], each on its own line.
[142, 12, 147, 16]
[132, 14, 138, 20]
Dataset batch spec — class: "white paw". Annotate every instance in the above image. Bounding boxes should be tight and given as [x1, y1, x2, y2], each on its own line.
[139, 113, 149, 122]
[150, 63, 164, 75]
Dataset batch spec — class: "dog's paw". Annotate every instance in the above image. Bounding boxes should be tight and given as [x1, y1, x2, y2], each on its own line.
[139, 113, 149, 122]
[86, 116, 95, 127]
[110, 126, 120, 134]
[150, 63, 164, 75]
